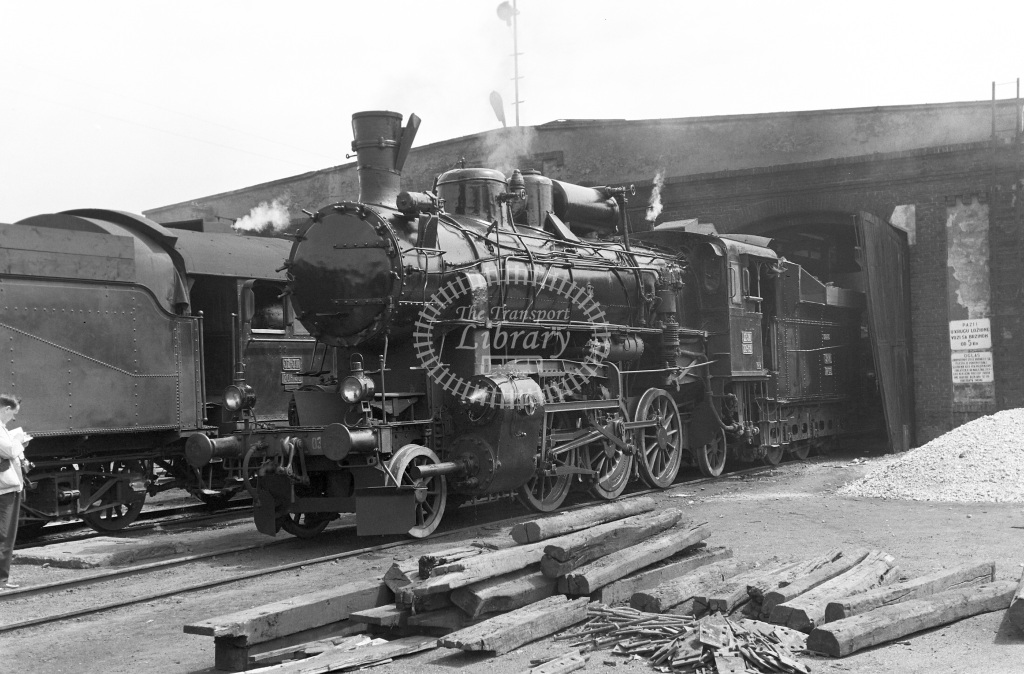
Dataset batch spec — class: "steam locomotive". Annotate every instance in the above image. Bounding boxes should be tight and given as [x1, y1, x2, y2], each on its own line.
[1, 210, 314, 536]
[184, 111, 880, 539]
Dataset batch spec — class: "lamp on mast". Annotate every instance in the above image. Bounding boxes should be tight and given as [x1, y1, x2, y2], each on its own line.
[495, 1, 522, 127]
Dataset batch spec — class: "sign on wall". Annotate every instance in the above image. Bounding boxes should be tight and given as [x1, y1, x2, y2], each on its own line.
[950, 350, 994, 384]
[949, 318, 991, 351]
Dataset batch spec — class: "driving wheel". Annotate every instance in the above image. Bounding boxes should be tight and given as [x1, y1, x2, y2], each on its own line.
[634, 388, 684, 489]
[517, 412, 576, 512]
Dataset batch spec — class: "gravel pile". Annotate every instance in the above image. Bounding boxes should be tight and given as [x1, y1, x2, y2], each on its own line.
[839, 408, 1024, 503]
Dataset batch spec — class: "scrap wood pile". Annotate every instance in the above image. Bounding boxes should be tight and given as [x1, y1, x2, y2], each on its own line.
[184, 495, 1024, 673]
[558, 605, 810, 674]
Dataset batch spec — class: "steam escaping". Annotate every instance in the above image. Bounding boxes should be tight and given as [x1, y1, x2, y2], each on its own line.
[484, 126, 537, 176]
[233, 196, 292, 233]
[646, 170, 666, 222]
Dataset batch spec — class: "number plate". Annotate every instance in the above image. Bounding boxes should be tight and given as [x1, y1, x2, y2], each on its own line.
[281, 372, 303, 385]
[281, 357, 303, 371]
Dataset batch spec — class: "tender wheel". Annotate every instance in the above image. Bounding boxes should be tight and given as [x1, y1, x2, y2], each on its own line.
[792, 440, 811, 460]
[280, 512, 331, 538]
[388, 445, 447, 538]
[79, 460, 147, 532]
[695, 430, 727, 477]
[634, 389, 684, 489]
[762, 445, 784, 466]
[517, 413, 575, 512]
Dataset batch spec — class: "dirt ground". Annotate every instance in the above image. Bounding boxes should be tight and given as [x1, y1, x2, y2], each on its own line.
[3, 439, 1024, 674]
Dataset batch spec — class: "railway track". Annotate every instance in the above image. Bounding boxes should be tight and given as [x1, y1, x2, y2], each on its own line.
[0, 462, 786, 634]
[16, 500, 254, 549]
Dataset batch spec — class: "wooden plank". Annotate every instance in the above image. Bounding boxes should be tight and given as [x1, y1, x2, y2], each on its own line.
[771, 550, 898, 632]
[397, 510, 680, 606]
[245, 634, 438, 674]
[1010, 567, 1024, 635]
[450, 565, 557, 619]
[693, 560, 797, 616]
[806, 580, 1017, 657]
[348, 605, 410, 628]
[824, 561, 995, 623]
[419, 546, 487, 578]
[185, 578, 391, 645]
[760, 548, 869, 619]
[539, 509, 686, 578]
[213, 623, 365, 671]
[525, 650, 589, 673]
[395, 541, 549, 606]
[383, 547, 484, 592]
[746, 548, 845, 601]
[439, 595, 589, 655]
[246, 634, 371, 670]
[559, 523, 713, 596]
[510, 496, 658, 544]
[630, 559, 755, 614]
[594, 546, 732, 605]
[406, 606, 471, 633]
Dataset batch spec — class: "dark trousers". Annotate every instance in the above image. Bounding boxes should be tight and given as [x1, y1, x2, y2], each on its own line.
[0, 490, 21, 584]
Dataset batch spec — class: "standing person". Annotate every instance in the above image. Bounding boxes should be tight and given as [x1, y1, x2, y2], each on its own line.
[0, 393, 31, 589]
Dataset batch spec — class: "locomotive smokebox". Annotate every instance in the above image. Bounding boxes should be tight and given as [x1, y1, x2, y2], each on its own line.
[351, 111, 420, 208]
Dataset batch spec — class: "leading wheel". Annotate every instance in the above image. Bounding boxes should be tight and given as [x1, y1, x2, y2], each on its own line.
[280, 512, 331, 538]
[388, 445, 447, 538]
[634, 389, 684, 489]
[79, 460, 147, 532]
[792, 440, 811, 460]
[695, 430, 727, 477]
[517, 412, 575, 513]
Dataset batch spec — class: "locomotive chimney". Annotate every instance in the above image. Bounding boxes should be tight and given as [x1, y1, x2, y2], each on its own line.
[350, 111, 420, 208]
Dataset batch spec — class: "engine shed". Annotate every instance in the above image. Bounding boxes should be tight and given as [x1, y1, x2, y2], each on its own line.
[144, 98, 1024, 449]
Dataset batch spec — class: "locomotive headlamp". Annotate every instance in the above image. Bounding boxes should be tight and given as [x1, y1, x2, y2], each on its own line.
[340, 354, 375, 404]
[341, 375, 375, 404]
[224, 384, 256, 412]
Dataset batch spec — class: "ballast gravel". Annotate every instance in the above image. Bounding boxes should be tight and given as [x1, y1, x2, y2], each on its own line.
[839, 408, 1024, 503]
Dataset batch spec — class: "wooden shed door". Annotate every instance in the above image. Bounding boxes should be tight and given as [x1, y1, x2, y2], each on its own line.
[855, 212, 914, 452]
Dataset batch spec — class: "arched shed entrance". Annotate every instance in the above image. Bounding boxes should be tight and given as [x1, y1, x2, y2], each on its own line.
[740, 211, 914, 451]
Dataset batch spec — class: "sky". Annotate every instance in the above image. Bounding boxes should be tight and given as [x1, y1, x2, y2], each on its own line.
[1, 0, 1021, 223]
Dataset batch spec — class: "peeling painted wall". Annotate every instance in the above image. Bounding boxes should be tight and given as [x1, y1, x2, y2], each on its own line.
[946, 197, 994, 409]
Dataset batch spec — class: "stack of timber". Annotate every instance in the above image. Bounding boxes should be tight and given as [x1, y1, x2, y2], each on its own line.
[380, 503, 718, 655]
[183, 578, 393, 671]
[181, 498, 722, 671]
[620, 543, 1015, 662]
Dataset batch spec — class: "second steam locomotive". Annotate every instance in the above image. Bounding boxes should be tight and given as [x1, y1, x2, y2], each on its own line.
[185, 110, 880, 539]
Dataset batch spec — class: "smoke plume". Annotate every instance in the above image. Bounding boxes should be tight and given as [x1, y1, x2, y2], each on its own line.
[646, 170, 665, 222]
[484, 126, 537, 176]
[233, 196, 292, 233]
